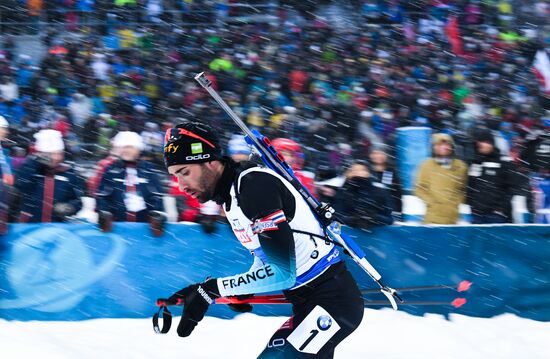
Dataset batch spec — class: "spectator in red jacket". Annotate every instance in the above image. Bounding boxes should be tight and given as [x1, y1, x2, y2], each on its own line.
[271, 137, 317, 197]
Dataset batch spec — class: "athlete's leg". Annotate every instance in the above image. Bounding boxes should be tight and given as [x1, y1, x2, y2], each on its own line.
[257, 268, 364, 358]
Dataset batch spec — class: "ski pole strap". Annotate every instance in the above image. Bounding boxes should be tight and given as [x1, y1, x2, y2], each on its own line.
[152, 305, 172, 334]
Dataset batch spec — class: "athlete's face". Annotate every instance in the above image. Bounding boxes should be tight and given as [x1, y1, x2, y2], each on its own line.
[168, 162, 220, 203]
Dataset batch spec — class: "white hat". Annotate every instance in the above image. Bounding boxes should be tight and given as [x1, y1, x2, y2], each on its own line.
[112, 131, 144, 151]
[0, 115, 8, 128]
[34, 129, 64, 152]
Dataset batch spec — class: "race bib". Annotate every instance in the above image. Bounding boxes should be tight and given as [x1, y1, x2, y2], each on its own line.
[287, 305, 340, 354]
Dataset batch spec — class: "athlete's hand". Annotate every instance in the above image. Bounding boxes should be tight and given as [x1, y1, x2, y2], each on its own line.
[157, 278, 220, 337]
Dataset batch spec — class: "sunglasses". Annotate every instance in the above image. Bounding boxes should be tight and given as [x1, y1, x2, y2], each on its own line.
[164, 128, 216, 149]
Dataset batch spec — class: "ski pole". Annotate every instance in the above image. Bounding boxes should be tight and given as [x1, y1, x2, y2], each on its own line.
[361, 280, 472, 294]
[153, 295, 468, 333]
[156, 280, 471, 311]
[364, 298, 467, 308]
[215, 280, 471, 304]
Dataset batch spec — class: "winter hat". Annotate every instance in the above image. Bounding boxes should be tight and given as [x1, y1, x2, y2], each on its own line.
[474, 129, 495, 145]
[112, 131, 144, 151]
[228, 134, 251, 156]
[432, 133, 455, 147]
[0, 115, 8, 128]
[34, 129, 64, 152]
[163, 122, 222, 167]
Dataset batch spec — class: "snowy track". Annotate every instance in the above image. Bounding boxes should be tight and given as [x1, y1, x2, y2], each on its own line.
[1, 309, 549, 359]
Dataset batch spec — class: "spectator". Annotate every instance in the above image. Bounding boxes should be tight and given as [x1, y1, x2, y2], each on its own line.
[140, 121, 164, 164]
[415, 133, 468, 224]
[227, 134, 251, 163]
[522, 116, 550, 223]
[335, 160, 394, 229]
[0, 180, 7, 234]
[95, 131, 166, 235]
[271, 137, 316, 197]
[87, 139, 120, 197]
[368, 145, 402, 217]
[8, 146, 26, 171]
[13, 129, 84, 222]
[467, 129, 522, 224]
[522, 118, 550, 175]
[0, 115, 13, 234]
[0, 76, 19, 102]
[0, 116, 13, 186]
[68, 92, 93, 130]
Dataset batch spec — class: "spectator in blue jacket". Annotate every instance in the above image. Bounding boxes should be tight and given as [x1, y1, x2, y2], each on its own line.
[14, 129, 84, 222]
[95, 131, 166, 235]
[335, 160, 394, 229]
[0, 116, 12, 233]
[0, 116, 13, 186]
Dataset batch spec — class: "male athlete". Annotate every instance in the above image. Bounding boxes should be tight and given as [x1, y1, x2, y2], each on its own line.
[158, 121, 364, 358]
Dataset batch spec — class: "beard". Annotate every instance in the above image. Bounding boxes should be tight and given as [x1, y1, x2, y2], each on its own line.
[195, 164, 217, 203]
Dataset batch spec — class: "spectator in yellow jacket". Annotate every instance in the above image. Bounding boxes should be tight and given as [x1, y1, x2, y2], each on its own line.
[415, 133, 468, 224]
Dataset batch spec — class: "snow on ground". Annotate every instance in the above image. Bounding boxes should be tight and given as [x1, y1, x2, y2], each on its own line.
[1, 309, 549, 359]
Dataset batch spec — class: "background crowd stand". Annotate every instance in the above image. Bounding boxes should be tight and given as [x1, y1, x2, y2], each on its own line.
[0, 1, 549, 231]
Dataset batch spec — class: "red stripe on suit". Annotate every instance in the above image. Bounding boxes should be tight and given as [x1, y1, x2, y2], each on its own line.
[42, 174, 55, 222]
[126, 166, 137, 222]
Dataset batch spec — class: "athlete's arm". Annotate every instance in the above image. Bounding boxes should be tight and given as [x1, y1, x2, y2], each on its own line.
[217, 171, 297, 297]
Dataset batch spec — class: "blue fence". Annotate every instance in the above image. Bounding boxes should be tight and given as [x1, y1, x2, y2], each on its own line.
[1, 223, 549, 321]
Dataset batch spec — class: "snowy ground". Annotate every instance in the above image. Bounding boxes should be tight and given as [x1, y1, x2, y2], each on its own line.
[1, 309, 549, 359]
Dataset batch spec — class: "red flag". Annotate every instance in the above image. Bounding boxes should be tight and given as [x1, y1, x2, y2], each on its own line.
[446, 16, 463, 56]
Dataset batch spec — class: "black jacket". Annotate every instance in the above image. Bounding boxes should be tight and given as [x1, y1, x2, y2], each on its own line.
[14, 157, 84, 222]
[522, 130, 550, 173]
[371, 168, 403, 213]
[96, 159, 164, 222]
[466, 149, 520, 217]
[335, 176, 394, 229]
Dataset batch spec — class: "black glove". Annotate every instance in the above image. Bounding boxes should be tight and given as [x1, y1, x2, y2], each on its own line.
[227, 294, 253, 313]
[98, 210, 113, 232]
[148, 210, 167, 237]
[156, 278, 220, 337]
[53, 202, 75, 221]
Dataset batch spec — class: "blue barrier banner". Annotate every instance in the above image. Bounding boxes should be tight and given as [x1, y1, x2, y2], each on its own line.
[396, 126, 432, 193]
[1, 223, 549, 321]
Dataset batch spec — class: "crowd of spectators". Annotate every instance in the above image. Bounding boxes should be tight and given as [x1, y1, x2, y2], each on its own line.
[0, 1, 549, 232]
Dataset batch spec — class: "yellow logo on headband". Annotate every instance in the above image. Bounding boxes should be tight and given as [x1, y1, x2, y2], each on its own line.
[164, 143, 179, 154]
